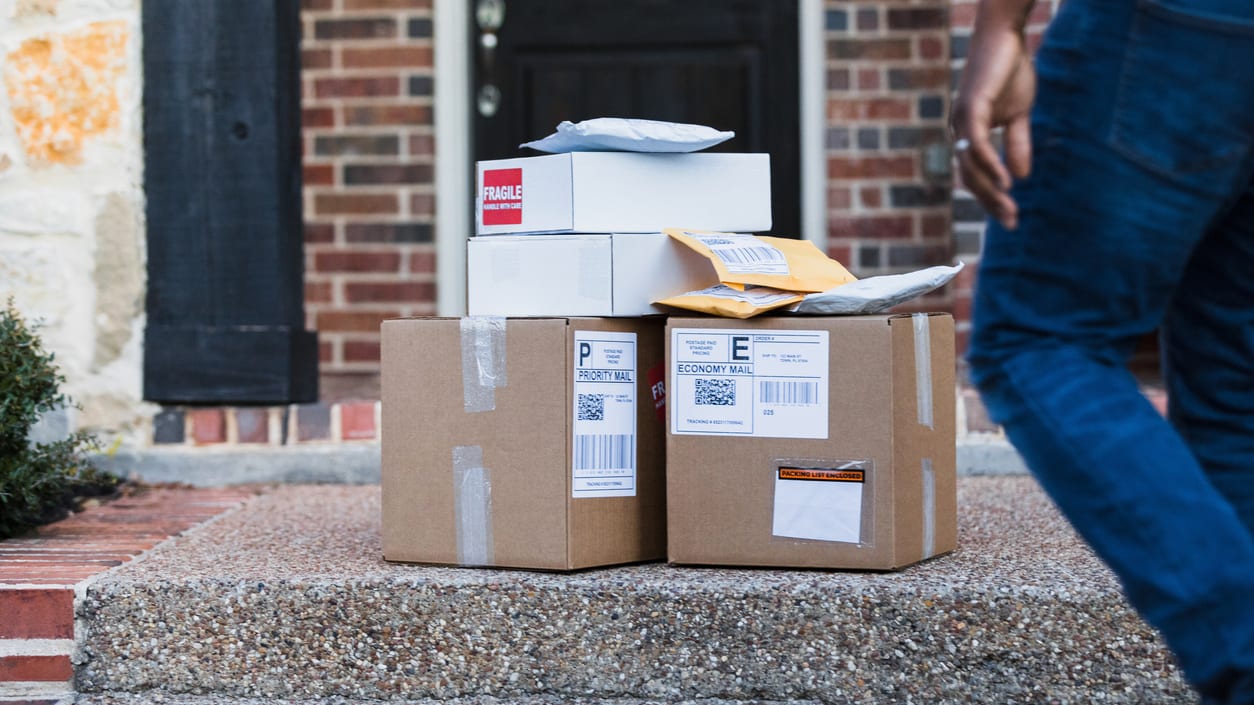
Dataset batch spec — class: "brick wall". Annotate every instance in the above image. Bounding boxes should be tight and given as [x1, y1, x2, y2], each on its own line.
[949, 0, 1060, 354]
[300, 0, 437, 377]
[824, 0, 953, 294]
[299, 1, 1018, 382]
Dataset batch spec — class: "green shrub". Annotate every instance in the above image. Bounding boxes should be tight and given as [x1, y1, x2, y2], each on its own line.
[0, 299, 117, 539]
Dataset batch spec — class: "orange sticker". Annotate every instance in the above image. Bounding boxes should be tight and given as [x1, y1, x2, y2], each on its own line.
[778, 466, 864, 483]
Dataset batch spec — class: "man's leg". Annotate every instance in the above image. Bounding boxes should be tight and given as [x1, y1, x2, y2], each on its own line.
[967, 1, 1254, 700]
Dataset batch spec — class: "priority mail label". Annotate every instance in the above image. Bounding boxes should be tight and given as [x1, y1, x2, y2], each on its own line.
[481, 168, 523, 226]
[671, 328, 828, 438]
[572, 331, 637, 498]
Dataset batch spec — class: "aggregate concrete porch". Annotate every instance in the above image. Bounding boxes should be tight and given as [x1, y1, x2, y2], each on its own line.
[73, 478, 1194, 704]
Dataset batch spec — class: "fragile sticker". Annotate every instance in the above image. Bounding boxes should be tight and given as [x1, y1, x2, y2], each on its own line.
[572, 330, 637, 498]
[481, 168, 523, 226]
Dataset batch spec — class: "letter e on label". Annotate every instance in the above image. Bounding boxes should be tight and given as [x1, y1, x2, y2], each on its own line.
[482, 168, 523, 226]
[731, 335, 751, 362]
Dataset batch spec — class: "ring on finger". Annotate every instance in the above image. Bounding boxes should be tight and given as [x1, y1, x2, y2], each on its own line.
[954, 138, 971, 152]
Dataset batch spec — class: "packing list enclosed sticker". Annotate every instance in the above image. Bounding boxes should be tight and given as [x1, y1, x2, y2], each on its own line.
[572, 331, 637, 498]
[671, 328, 829, 438]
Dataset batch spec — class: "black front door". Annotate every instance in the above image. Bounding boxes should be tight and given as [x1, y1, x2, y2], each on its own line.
[472, 0, 800, 237]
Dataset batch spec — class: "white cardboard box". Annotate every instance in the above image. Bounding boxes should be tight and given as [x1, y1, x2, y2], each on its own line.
[475, 152, 772, 235]
[467, 233, 713, 317]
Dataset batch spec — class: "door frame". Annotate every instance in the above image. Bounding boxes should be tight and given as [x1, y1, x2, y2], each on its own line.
[434, 0, 825, 316]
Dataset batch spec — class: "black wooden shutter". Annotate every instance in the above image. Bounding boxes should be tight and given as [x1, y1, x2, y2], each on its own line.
[143, 0, 317, 404]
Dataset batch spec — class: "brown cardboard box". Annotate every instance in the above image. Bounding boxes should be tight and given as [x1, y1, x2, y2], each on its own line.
[381, 316, 667, 570]
[665, 313, 956, 570]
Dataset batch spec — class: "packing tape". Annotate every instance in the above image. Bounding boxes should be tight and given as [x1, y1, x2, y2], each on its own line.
[912, 313, 934, 429]
[453, 445, 494, 566]
[460, 316, 507, 413]
[921, 457, 936, 560]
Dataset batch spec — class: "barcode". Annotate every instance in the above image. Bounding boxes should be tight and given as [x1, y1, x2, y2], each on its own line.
[695, 377, 736, 405]
[760, 381, 820, 405]
[574, 434, 634, 470]
[716, 247, 786, 266]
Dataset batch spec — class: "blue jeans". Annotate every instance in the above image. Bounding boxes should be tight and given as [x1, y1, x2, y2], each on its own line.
[967, 0, 1254, 702]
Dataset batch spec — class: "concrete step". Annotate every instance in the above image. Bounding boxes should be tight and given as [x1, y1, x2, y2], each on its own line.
[74, 479, 1192, 704]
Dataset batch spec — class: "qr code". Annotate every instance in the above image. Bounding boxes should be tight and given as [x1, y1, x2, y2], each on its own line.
[695, 378, 736, 406]
[577, 393, 605, 421]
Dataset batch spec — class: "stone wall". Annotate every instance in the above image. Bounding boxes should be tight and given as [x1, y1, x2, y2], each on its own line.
[0, 0, 147, 435]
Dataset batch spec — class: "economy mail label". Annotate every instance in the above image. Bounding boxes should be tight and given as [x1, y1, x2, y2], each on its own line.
[671, 328, 829, 438]
[572, 331, 637, 498]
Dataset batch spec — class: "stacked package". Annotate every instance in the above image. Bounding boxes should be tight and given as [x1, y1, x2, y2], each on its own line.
[382, 119, 958, 571]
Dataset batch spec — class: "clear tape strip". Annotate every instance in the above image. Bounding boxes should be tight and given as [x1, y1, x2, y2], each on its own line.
[912, 313, 934, 429]
[453, 445, 493, 566]
[921, 457, 936, 560]
[460, 316, 507, 413]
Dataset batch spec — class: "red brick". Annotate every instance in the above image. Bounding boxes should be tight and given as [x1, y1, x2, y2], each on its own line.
[827, 98, 912, 122]
[304, 164, 335, 187]
[234, 408, 271, 445]
[410, 193, 435, 216]
[302, 0, 333, 10]
[303, 107, 336, 129]
[317, 311, 400, 333]
[857, 68, 880, 91]
[306, 281, 334, 304]
[888, 67, 950, 90]
[952, 294, 973, 323]
[860, 186, 883, 209]
[827, 68, 851, 92]
[918, 36, 946, 61]
[828, 186, 852, 211]
[0, 589, 74, 638]
[827, 244, 853, 267]
[829, 38, 912, 61]
[313, 17, 397, 41]
[305, 223, 335, 244]
[314, 251, 401, 273]
[313, 76, 400, 100]
[340, 401, 377, 440]
[344, 340, 382, 363]
[302, 47, 334, 71]
[409, 134, 435, 156]
[343, 163, 432, 185]
[408, 251, 435, 274]
[828, 215, 915, 240]
[188, 408, 225, 445]
[344, 281, 434, 303]
[342, 46, 433, 69]
[921, 213, 951, 238]
[314, 193, 399, 216]
[0, 655, 73, 682]
[344, 104, 431, 127]
[950, 2, 978, 28]
[828, 156, 915, 180]
[886, 8, 946, 30]
[319, 340, 334, 364]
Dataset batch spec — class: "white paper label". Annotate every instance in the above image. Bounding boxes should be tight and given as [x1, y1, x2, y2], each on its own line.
[683, 231, 789, 276]
[772, 463, 866, 544]
[572, 330, 637, 498]
[671, 328, 829, 438]
[677, 284, 798, 306]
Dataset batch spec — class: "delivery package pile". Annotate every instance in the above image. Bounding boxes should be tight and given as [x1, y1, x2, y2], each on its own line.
[382, 118, 961, 572]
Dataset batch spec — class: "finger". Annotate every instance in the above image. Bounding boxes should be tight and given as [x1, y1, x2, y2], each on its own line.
[953, 99, 1013, 193]
[957, 150, 1018, 230]
[1004, 113, 1032, 180]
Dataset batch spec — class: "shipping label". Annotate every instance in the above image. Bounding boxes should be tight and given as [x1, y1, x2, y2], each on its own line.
[682, 231, 790, 276]
[671, 328, 829, 438]
[572, 331, 637, 498]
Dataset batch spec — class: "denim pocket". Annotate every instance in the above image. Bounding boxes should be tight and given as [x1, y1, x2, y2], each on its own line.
[1110, 0, 1254, 180]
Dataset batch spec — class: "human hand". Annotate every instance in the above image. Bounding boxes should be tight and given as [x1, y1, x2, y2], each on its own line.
[951, 21, 1037, 230]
